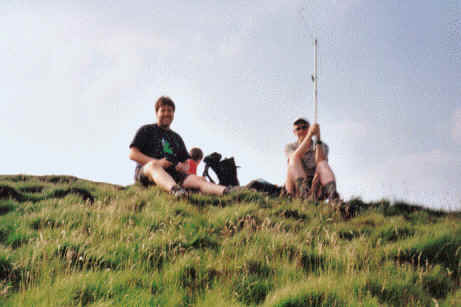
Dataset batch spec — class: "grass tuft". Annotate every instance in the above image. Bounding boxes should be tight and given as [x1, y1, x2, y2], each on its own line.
[0, 200, 16, 216]
[272, 291, 346, 307]
[422, 265, 455, 299]
[0, 185, 24, 202]
[232, 275, 273, 305]
[393, 229, 461, 275]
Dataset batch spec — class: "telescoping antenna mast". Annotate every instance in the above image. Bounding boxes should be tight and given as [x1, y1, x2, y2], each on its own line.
[312, 39, 318, 125]
[312, 39, 319, 145]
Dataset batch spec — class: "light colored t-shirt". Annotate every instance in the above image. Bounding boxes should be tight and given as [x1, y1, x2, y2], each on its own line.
[284, 142, 329, 178]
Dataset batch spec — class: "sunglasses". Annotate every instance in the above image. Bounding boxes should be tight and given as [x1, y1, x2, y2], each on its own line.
[295, 125, 309, 131]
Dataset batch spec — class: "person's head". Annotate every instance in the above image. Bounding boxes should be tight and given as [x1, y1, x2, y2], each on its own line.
[155, 96, 176, 128]
[190, 147, 203, 163]
[293, 117, 310, 139]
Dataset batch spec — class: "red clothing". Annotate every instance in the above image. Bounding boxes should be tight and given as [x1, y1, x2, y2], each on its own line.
[187, 159, 198, 175]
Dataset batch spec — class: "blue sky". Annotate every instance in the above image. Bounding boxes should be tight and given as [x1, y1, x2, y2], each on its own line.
[1, 1, 460, 210]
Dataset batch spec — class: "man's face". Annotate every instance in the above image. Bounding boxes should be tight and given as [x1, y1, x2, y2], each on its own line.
[156, 105, 174, 128]
[293, 123, 309, 138]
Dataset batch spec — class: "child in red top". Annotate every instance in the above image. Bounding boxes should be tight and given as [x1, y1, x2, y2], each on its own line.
[187, 147, 203, 175]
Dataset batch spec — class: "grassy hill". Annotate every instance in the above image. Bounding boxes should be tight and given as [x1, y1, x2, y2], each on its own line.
[0, 175, 460, 306]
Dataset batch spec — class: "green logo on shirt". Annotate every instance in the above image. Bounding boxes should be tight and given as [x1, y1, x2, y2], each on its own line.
[162, 139, 173, 155]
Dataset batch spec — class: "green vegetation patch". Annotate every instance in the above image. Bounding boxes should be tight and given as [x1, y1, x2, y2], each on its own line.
[393, 229, 461, 275]
[272, 291, 345, 307]
[18, 186, 44, 193]
[296, 250, 344, 274]
[0, 254, 22, 291]
[0, 200, 16, 216]
[371, 224, 415, 246]
[362, 263, 456, 305]
[421, 265, 455, 299]
[232, 275, 273, 305]
[0, 217, 33, 249]
[364, 277, 429, 306]
[0, 175, 459, 306]
[265, 279, 350, 307]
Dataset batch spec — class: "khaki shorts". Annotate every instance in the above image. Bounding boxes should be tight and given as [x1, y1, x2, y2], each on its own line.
[294, 176, 314, 199]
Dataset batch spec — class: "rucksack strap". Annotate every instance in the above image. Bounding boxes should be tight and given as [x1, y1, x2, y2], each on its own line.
[202, 164, 216, 184]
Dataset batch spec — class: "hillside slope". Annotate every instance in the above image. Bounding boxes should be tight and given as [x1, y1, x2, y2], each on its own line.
[0, 175, 460, 306]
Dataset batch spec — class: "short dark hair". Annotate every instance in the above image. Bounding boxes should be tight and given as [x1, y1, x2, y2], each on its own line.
[293, 117, 310, 126]
[155, 96, 176, 112]
[190, 147, 203, 161]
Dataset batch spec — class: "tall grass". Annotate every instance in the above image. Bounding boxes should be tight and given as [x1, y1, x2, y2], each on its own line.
[0, 175, 460, 306]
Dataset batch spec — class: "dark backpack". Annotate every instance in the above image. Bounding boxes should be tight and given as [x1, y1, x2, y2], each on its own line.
[202, 152, 240, 186]
[246, 179, 282, 197]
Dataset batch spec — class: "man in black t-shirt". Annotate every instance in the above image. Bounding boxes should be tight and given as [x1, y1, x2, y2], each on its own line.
[129, 96, 228, 197]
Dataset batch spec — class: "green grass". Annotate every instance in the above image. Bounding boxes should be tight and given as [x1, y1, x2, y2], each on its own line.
[0, 174, 460, 306]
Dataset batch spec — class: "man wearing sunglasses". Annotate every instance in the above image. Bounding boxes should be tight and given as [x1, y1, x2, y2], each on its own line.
[284, 117, 339, 200]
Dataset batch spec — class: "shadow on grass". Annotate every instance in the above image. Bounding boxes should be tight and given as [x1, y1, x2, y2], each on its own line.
[0, 255, 22, 290]
[0, 184, 94, 204]
[272, 290, 346, 307]
[274, 208, 308, 221]
[232, 275, 273, 305]
[364, 277, 429, 306]
[341, 198, 450, 222]
[297, 250, 344, 274]
[0, 185, 24, 202]
[0, 200, 16, 216]
[393, 230, 461, 278]
[231, 259, 274, 305]
[18, 186, 44, 193]
[0, 221, 33, 249]
[187, 190, 270, 208]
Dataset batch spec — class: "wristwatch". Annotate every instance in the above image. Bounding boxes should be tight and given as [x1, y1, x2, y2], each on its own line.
[315, 139, 323, 145]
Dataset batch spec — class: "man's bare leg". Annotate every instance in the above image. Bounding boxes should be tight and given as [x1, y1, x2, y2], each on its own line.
[183, 175, 226, 195]
[285, 155, 307, 195]
[285, 168, 296, 195]
[142, 161, 177, 192]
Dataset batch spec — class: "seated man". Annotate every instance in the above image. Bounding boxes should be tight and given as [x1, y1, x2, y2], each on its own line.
[129, 96, 231, 197]
[284, 117, 339, 200]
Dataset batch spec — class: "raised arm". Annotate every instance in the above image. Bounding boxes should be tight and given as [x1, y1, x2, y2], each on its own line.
[290, 123, 319, 161]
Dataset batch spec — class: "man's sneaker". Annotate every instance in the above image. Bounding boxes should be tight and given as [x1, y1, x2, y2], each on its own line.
[222, 186, 244, 195]
[170, 185, 187, 198]
[324, 181, 339, 201]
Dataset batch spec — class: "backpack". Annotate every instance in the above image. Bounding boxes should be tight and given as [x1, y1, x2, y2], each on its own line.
[246, 179, 282, 197]
[202, 152, 240, 186]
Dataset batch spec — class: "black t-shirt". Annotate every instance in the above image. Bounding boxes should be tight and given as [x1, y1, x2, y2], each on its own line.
[129, 124, 190, 173]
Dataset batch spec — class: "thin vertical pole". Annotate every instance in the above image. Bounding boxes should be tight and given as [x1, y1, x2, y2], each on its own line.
[313, 39, 318, 124]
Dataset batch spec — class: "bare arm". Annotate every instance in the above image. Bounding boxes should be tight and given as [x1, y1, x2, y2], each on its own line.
[129, 147, 172, 169]
[314, 126, 329, 163]
[175, 162, 189, 174]
[290, 124, 318, 161]
[315, 143, 327, 163]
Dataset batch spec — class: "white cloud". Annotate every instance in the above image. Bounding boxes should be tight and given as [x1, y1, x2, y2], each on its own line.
[361, 149, 461, 209]
[452, 107, 461, 144]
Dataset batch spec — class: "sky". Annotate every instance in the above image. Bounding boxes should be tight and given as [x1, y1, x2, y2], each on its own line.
[1, 0, 460, 210]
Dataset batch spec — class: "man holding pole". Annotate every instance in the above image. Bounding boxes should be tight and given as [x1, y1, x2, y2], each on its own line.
[284, 118, 339, 200]
[283, 39, 339, 201]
